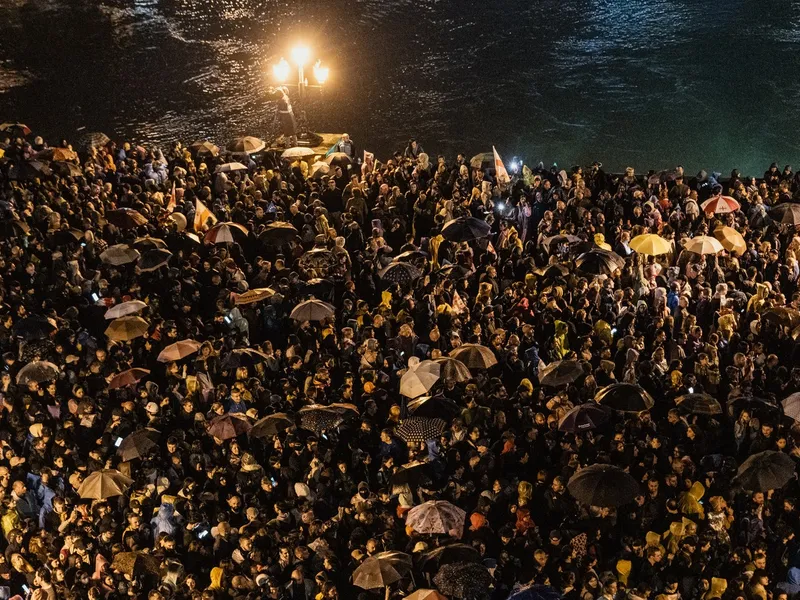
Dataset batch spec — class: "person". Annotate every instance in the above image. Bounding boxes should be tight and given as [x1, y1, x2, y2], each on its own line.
[332, 134, 355, 160]
[275, 86, 297, 144]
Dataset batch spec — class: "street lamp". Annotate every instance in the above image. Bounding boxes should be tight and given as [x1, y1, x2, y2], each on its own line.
[271, 45, 329, 146]
[272, 58, 290, 83]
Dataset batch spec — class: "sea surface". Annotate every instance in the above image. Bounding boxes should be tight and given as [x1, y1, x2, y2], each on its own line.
[3, 0, 800, 175]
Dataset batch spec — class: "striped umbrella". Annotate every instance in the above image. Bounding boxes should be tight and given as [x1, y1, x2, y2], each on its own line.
[235, 287, 277, 305]
[701, 195, 740, 214]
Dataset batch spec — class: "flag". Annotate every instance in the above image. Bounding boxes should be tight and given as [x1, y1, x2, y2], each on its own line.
[166, 182, 176, 213]
[325, 143, 337, 157]
[452, 290, 468, 315]
[363, 150, 375, 172]
[493, 145, 511, 185]
[193, 198, 217, 232]
[486, 241, 497, 257]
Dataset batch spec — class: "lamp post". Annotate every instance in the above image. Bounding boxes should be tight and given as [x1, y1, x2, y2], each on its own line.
[272, 46, 328, 145]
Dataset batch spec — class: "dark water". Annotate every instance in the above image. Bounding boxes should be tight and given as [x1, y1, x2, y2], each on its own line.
[3, 0, 800, 175]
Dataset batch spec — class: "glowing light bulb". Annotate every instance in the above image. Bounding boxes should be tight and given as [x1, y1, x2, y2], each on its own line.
[272, 58, 290, 82]
[313, 60, 329, 84]
[291, 45, 311, 67]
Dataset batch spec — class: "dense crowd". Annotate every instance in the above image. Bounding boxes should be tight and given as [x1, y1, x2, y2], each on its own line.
[2, 124, 800, 600]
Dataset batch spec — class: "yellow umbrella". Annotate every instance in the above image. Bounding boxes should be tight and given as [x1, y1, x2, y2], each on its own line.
[78, 469, 133, 499]
[714, 226, 746, 255]
[105, 316, 149, 341]
[684, 235, 724, 255]
[629, 234, 672, 256]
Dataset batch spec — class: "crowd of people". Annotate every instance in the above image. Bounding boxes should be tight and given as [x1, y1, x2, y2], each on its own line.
[1, 123, 800, 600]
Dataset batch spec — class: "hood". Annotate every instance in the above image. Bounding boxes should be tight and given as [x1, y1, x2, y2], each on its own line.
[788, 567, 800, 586]
[688, 481, 705, 500]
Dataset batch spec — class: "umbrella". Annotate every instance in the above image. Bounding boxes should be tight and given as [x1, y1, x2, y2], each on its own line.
[418, 545, 481, 572]
[433, 562, 492, 600]
[207, 413, 252, 440]
[393, 249, 429, 263]
[449, 344, 497, 369]
[406, 500, 466, 538]
[595, 383, 655, 412]
[539, 360, 585, 387]
[215, 162, 248, 173]
[567, 463, 639, 507]
[52, 229, 84, 246]
[714, 226, 747, 254]
[282, 146, 316, 159]
[1, 219, 30, 239]
[302, 278, 335, 297]
[249, 413, 294, 439]
[77, 131, 110, 149]
[12, 315, 56, 341]
[235, 287, 276, 305]
[558, 403, 610, 433]
[14, 160, 51, 180]
[310, 161, 331, 179]
[400, 359, 441, 398]
[629, 233, 672, 256]
[534, 263, 570, 278]
[441, 217, 491, 242]
[390, 461, 431, 487]
[15, 361, 59, 385]
[100, 244, 140, 265]
[469, 152, 493, 170]
[189, 141, 219, 156]
[395, 417, 447, 444]
[51, 161, 83, 177]
[131, 236, 168, 251]
[406, 590, 448, 600]
[684, 235, 724, 255]
[105, 208, 148, 229]
[137, 249, 172, 272]
[353, 551, 412, 590]
[771, 203, 800, 226]
[433, 357, 472, 383]
[298, 405, 345, 434]
[728, 395, 781, 419]
[541, 234, 581, 249]
[157, 339, 201, 362]
[0, 122, 31, 136]
[783, 392, 800, 422]
[260, 222, 299, 245]
[117, 428, 160, 461]
[290, 299, 335, 321]
[733, 450, 795, 491]
[675, 393, 722, 415]
[105, 316, 149, 341]
[78, 469, 133, 499]
[576, 249, 625, 275]
[111, 551, 161, 576]
[701, 195, 740, 214]
[38, 147, 78, 162]
[204, 221, 249, 244]
[508, 586, 563, 600]
[220, 348, 270, 370]
[228, 136, 265, 154]
[407, 395, 461, 419]
[105, 300, 147, 320]
[437, 263, 472, 279]
[763, 307, 800, 329]
[325, 152, 352, 167]
[379, 262, 422, 285]
[108, 368, 150, 390]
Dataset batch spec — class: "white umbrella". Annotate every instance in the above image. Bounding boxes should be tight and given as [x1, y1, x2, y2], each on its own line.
[104, 300, 147, 320]
[400, 358, 440, 398]
[215, 162, 247, 173]
[282, 147, 316, 159]
[406, 500, 466, 538]
[684, 235, 724, 255]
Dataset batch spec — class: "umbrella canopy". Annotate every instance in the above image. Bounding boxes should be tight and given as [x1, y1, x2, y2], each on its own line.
[379, 262, 422, 286]
[406, 500, 466, 538]
[189, 141, 219, 156]
[16, 361, 59, 385]
[418, 545, 481, 572]
[117, 428, 160, 461]
[1, 219, 31, 239]
[437, 263, 473, 280]
[235, 287, 277, 305]
[13, 315, 56, 341]
[675, 393, 722, 415]
[389, 461, 431, 487]
[309, 161, 330, 179]
[407, 395, 461, 419]
[394, 249, 429, 263]
[0, 122, 31, 136]
[567, 463, 639, 507]
[701, 195, 740, 214]
[539, 360, 585, 387]
[508, 586, 563, 600]
[207, 413, 252, 440]
[434, 562, 492, 600]
[441, 217, 491, 242]
[763, 307, 800, 329]
[105, 300, 147, 320]
[733, 450, 795, 491]
[576, 249, 625, 275]
[783, 392, 800, 422]
[131, 236, 168, 251]
[108, 368, 150, 390]
[325, 152, 352, 167]
[400, 358, 441, 398]
[595, 383, 655, 412]
[220, 348, 270, 370]
[449, 344, 497, 369]
[282, 146, 316, 159]
[38, 147, 78, 162]
[433, 357, 472, 383]
[215, 162, 248, 173]
[100, 244, 140, 265]
[395, 417, 447, 444]
[558, 403, 610, 433]
[534, 263, 570, 278]
[106, 208, 148, 228]
[684, 235, 724, 255]
[298, 405, 345, 434]
[228, 136, 265, 154]
[728, 395, 781, 419]
[629, 233, 672, 256]
[105, 316, 149, 341]
[406, 590, 448, 600]
[111, 551, 161, 576]
[260, 222, 299, 245]
[249, 413, 294, 439]
[353, 551, 412, 589]
[290, 299, 335, 321]
[204, 221, 249, 244]
[78, 469, 133, 499]
[51, 161, 83, 177]
[771, 203, 800, 226]
[13, 160, 51, 180]
[77, 131, 110, 149]
[157, 339, 201, 362]
[714, 226, 747, 254]
[138, 249, 172, 272]
[469, 152, 493, 170]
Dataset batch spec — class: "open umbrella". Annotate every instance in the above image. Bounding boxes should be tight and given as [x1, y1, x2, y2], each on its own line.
[714, 226, 747, 255]
[395, 417, 447, 444]
[189, 141, 219, 156]
[106, 208, 148, 228]
[77, 131, 110, 149]
[390, 461, 431, 487]
[469, 152, 493, 170]
[449, 344, 497, 369]
[400, 358, 441, 398]
[310, 161, 331, 179]
[437, 263, 473, 280]
[770, 203, 800, 226]
[51, 161, 84, 177]
[249, 413, 293, 439]
[100, 244, 140, 265]
[394, 249, 429, 263]
[576, 249, 625, 275]
[215, 162, 248, 173]
[629, 233, 672, 256]
[418, 545, 481, 572]
[78, 469, 133, 499]
[157, 339, 201, 362]
[235, 287, 276, 306]
[539, 360, 585, 387]
[16, 361, 59, 385]
[380, 262, 422, 286]
[406, 590, 448, 600]
[131, 236, 168, 251]
[13, 160, 52, 180]
[534, 263, 570, 278]
[595, 383, 655, 412]
[108, 368, 150, 390]
[325, 152, 352, 167]
[260, 222, 299, 245]
[433, 357, 472, 383]
[407, 500, 466, 538]
[728, 395, 781, 419]
[541, 234, 581, 250]
[354, 551, 412, 591]
[783, 392, 800, 422]
[298, 405, 345, 434]
[675, 393, 722, 415]
[701, 195, 740, 214]
[434, 562, 492, 600]
[111, 551, 161, 576]
[763, 307, 800, 329]
[441, 217, 491, 242]
[0, 122, 31, 136]
[567, 463, 639, 507]
[208, 413, 252, 440]
[105, 300, 147, 320]
[137, 249, 172, 272]
[117, 428, 160, 461]
[558, 403, 610, 433]
[228, 136, 265, 154]
[684, 235, 724, 255]
[407, 395, 461, 419]
[13, 315, 56, 341]
[1, 219, 30, 239]
[220, 348, 270, 370]
[105, 316, 149, 341]
[204, 221, 249, 244]
[508, 585, 563, 600]
[290, 299, 335, 322]
[733, 450, 795, 491]
[282, 146, 316, 159]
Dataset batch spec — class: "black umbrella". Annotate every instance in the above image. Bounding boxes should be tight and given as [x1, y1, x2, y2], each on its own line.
[1, 219, 30, 239]
[77, 131, 111, 150]
[117, 428, 160, 461]
[13, 160, 51, 181]
[260, 222, 299, 246]
[298, 405, 345, 434]
[137, 249, 172, 272]
[395, 417, 447, 444]
[380, 262, 422, 286]
[418, 544, 481, 572]
[770, 203, 800, 226]
[441, 217, 491, 243]
[407, 396, 461, 419]
[393, 250, 428, 263]
[302, 278, 334, 298]
[558, 403, 610, 433]
[52, 229, 84, 246]
[534, 263, 570, 278]
[13, 315, 56, 341]
[437, 263, 472, 280]
[433, 562, 492, 600]
[727, 395, 781, 419]
[733, 450, 795, 491]
[389, 461, 431, 487]
[539, 360, 585, 387]
[675, 393, 722, 416]
[249, 413, 294, 439]
[220, 348, 270, 370]
[541, 234, 581, 250]
[576, 249, 625, 276]
[567, 463, 639, 507]
[508, 585, 562, 600]
[106, 208, 148, 228]
[51, 161, 83, 178]
[595, 383, 654, 412]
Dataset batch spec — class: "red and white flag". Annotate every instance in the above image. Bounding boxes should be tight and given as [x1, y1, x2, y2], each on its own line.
[493, 146, 511, 185]
[194, 198, 217, 232]
[452, 290, 468, 315]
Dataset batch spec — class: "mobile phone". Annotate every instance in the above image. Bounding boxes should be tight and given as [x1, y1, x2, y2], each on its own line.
[687, 387, 694, 394]
[91, 293, 100, 302]
[270, 476, 278, 486]
[114, 437, 123, 448]
[611, 327, 618, 336]
[81, 242, 87, 247]
[224, 315, 232, 324]
[22, 585, 30, 594]
[196, 526, 209, 539]
[321, 433, 328, 441]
